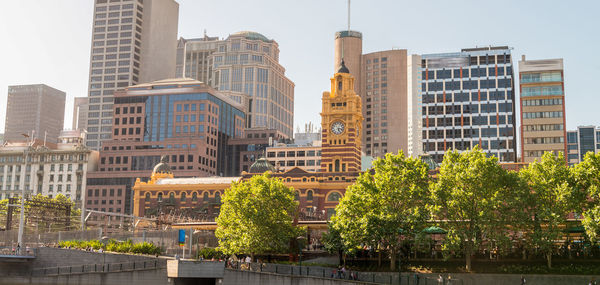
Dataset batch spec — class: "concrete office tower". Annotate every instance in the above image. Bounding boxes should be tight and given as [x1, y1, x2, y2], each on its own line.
[407, 54, 423, 157]
[176, 32, 295, 138]
[421, 46, 517, 163]
[519, 57, 566, 163]
[566, 126, 600, 165]
[334, 31, 363, 94]
[4, 84, 66, 143]
[73, 97, 89, 131]
[85, 0, 179, 150]
[333, 31, 412, 157]
[362, 50, 409, 157]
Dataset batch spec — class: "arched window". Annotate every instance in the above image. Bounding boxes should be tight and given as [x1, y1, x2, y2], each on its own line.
[192, 192, 198, 202]
[203, 192, 209, 202]
[145, 192, 150, 202]
[169, 192, 175, 203]
[334, 159, 340, 172]
[306, 190, 313, 201]
[157, 193, 163, 202]
[215, 192, 221, 204]
[181, 192, 186, 202]
[327, 192, 341, 202]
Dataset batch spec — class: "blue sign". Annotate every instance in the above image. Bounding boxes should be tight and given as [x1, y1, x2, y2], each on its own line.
[178, 229, 185, 246]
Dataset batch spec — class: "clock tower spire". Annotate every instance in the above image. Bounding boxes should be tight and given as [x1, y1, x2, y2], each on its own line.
[320, 60, 363, 173]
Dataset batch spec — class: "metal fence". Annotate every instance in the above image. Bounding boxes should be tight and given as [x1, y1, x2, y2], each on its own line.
[30, 259, 163, 277]
[0, 228, 217, 257]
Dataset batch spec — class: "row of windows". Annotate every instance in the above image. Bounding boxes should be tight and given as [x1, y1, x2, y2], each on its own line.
[423, 115, 514, 128]
[521, 72, 562, 83]
[522, 98, 563, 107]
[0, 155, 86, 163]
[115, 116, 142, 125]
[267, 150, 321, 158]
[115, 106, 141, 114]
[365, 57, 388, 64]
[424, 103, 513, 115]
[422, 65, 513, 80]
[422, 90, 512, 104]
[524, 124, 564, 132]
[423, 127, 514, 139]
[423, 140, 515, 152]
[174, 125, 206, 134]
[521, 85, 563, 97]
[525, 137, 565, 144]
[88, 188, 124, 197]
[523, 111, 563, 119]
[0, 163, 83, 173]
[524, 150, 561, 157]
[424, 78, 512, 92]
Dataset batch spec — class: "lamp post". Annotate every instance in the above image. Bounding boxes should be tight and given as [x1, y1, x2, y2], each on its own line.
[297, 236, 306, 275]
[17, 145, 30, 255]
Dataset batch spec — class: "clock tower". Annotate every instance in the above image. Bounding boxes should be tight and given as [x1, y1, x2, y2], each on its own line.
[320, 60, 363, 173]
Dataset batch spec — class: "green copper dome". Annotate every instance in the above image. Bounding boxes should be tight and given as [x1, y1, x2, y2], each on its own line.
[249, 157, 276, 173]
[153, 155, 173, 174]
[229, 31, 273, 43]
[419, 154, 439, 171]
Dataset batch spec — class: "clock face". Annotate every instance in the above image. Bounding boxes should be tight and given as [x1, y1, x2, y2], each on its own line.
[331, 121, 345, 135]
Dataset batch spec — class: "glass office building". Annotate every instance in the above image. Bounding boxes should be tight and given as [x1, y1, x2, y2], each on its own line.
[420, 46, 516, 163]
[567, 126, 600, 165]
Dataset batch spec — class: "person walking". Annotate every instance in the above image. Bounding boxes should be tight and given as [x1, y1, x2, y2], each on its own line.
[437, 274, 444, 285]
[520, 275, 526, 285]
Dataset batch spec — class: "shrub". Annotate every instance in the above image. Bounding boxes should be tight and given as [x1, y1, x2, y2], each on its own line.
[198, 247, 222, 259]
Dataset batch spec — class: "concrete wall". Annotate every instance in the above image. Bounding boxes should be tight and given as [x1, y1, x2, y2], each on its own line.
[1, 268, 167, 285]
[223, 270, 374, 285]
[31, 247, 162, 268]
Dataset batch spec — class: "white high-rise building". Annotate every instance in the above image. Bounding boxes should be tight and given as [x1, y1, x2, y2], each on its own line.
[85, 0, 179, 150]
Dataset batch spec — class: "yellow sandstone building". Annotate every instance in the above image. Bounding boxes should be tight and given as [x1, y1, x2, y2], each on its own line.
[132, 61, 364, 229]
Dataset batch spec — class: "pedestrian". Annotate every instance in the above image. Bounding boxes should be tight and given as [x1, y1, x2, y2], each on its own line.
[341, 265, 347, 279]
[414, 273, 420, 285]
[447, 275, 453, 285]
[520, 275, 526, 285]
[337, 265, 343, 279]
[331, 268, 337, 278]
[16, 243, 20, 255]
[437, 274, 444, 285]
[245, 255, 251, 264]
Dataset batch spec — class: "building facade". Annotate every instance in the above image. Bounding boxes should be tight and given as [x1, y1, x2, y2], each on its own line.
[132, 61, 365, 222]
[420, 46, 517, 163]
[4, 84, 66, 143]
[266, 144, 322, 172]
[333, 31, 411, 158]
[73, 97, 89, 131]
[85, 0, 179, 150]
[176, 32, 295, 138]
[0, 130, 98, 203]
[226, 128, 287, 176]
[566, 126, 600, 165]
[519, 57, 566, 163]
[85, 79, 245, 215]
[407, 54, 423, 157]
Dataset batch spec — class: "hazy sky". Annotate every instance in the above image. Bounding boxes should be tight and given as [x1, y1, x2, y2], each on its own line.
[1, 0, 599, 134]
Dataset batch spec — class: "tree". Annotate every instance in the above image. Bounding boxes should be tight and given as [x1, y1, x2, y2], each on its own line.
[322, 223, 346, 265]
[332, 151, 430, 270]
[572, 152, 600, 242]
[430, 147, 511, 271]
[215, 173, 303, 258]
[519, 152, 573, 268]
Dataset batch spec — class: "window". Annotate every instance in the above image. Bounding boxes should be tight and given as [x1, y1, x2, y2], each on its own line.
[327, 192, 341, 202]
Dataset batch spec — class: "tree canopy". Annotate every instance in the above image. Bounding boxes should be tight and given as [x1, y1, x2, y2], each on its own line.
[215, 173, 303, 256]
[331, 151, 430, 269]
[430, 146, 513, 271]
[573, 152, 600, 242]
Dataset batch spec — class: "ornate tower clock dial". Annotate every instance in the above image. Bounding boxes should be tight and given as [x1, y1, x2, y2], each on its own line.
[331, 121, 345, 135]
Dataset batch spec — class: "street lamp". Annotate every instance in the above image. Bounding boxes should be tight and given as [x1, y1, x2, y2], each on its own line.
[297, 236, 306, 275]
[17, 140, 30, 255]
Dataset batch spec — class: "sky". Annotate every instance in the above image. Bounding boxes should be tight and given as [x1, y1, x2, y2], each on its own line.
[0, 0, 599, 134]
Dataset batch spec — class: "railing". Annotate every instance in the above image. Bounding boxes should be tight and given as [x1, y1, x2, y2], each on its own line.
[225, 261, 413, 284]
[0, 246, 37, 257]
[31, 259, 164, 277]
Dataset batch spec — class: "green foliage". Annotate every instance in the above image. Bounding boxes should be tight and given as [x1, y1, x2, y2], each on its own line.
[197, 247, 223, 259]
[58, 239, 161, 255]
[215, 173, 304, 256]
[430, 146, 514, 271]
[499, 264, 600, 275]
[573, 152, 600, 242]
[332, 151, 431, 269]
[518, 152, 574, 268]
